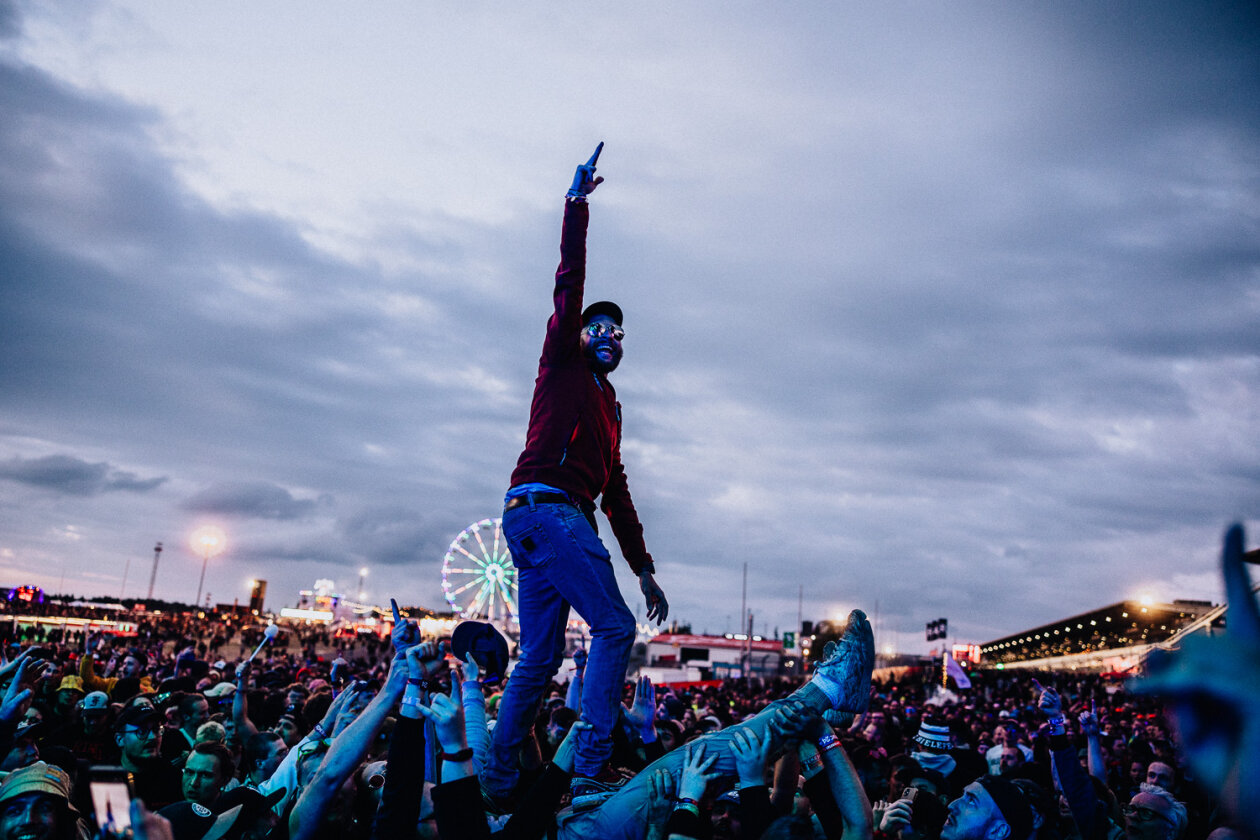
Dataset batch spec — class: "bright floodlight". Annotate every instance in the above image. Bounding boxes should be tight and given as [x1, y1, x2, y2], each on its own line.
[190, 525, 227, 557]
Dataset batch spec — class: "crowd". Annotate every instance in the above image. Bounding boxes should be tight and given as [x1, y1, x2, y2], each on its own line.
[0, 554, 1253, 840]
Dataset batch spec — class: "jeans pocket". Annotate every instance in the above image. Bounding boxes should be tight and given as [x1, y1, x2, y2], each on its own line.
[502, 508, 557, 570]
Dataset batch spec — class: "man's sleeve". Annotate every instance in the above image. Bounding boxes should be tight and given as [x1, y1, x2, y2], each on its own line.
[540, 199, 589, 365]
[78, 654, 115, 694]
[600, 456, 654, 575]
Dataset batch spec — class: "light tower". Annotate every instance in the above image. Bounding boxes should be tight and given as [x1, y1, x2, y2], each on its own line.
[190, 526, 226, 609]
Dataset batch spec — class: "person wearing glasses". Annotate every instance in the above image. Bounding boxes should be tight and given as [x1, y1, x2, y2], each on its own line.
[480, 144, 669, 810]
[112, 705, 182, 810]
[1122, 785, 1186, 840]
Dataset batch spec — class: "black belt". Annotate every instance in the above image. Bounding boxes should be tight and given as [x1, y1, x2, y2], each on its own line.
[504, 492, 572, 510]
[504, 492, 599, 532]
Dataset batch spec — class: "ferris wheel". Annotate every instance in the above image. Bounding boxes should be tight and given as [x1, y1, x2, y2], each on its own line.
[441, 518, 518, 621]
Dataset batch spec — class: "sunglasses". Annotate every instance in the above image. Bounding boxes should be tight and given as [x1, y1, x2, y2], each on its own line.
[583, 323, 624, 341]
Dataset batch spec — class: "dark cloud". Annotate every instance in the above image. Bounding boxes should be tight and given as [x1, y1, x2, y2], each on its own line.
[181, 481, 321, 520]
[338, 506, 448, 568]
[0, 454, 166, 496]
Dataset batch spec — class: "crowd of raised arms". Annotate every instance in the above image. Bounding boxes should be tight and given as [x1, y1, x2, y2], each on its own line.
[0, 541, 1254, 840]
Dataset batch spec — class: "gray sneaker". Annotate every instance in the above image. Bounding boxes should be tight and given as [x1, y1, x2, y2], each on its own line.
[813, 609, 874, 712]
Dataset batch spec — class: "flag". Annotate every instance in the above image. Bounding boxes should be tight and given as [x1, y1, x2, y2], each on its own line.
[944, 652, 972, 689]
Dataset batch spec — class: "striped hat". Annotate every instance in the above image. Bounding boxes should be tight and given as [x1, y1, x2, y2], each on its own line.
[912, 718, 954, 752]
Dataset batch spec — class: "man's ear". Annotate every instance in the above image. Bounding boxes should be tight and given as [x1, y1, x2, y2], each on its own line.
[986, 819, 1012, 840]
[115, 732, 124, 749]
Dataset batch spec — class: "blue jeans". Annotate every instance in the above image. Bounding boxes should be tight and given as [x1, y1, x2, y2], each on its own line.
[556, 682, 834, 839]
[480, 499, 636, 797]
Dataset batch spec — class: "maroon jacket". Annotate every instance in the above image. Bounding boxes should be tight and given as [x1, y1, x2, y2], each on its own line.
[508, 199, 654, 575]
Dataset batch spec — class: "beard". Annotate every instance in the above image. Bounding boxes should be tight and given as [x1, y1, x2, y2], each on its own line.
[584, 341, 623, 373]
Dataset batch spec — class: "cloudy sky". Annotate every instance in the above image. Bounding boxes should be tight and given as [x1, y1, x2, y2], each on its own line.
[1, 1, 1257, 654]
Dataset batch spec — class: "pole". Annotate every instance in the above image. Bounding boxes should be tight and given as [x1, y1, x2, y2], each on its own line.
[147, 542, 162, 601]
[195, 548, 209, 610]
[746, 610, 754, 686]
[740, 562, 747, 678]
[120, 553, 132, 602]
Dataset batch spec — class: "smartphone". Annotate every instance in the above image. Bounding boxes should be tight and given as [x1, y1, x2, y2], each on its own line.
[88, 767, 135, 835]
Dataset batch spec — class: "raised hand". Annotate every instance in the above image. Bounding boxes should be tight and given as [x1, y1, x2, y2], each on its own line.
[404, 642, 448, 690]
[768, 695, 817, 744]
[552, 718, 593, 774]
[1032, 679, 1062, 717]
[0, 659, 32, 725]
[677, 742, 722, 802]
[625, 675, 656, 736]
[462, 653, 482, 684]
[390, 599, 421, 655]
[644, 767, 677, 832]
[730, 728, 771, 787]
[415, 675, 466, 752]
[567, 142, 605, 198]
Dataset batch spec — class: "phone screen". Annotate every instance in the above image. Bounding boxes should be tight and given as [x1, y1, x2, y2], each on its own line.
[89, 780, 132, 832]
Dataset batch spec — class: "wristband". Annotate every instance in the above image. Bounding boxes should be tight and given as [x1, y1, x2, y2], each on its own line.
[400, 696, 423, 708]
[802, 754, 824, 772]
[406, 677, 426, 686]
[312, 724, 327, 738]
[440, 748, 474, 762]
[566, 191, 587, 203]
[817, 733, 840, 752]
[1046, 715, 1066, 736]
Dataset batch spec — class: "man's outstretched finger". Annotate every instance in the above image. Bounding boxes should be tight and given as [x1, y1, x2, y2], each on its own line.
[586, 142, 604, 168]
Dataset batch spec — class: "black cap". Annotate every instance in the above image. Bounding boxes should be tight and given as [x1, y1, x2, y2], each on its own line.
[581, 301, 622, 326]
[114, 705, 160, 731]
[450, 621, 510, 686]
[213, 786, 286, 822]
[157, 802, 244, 840]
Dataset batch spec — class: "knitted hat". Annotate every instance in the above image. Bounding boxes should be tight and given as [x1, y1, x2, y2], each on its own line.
[977, 777, 1034, 840]
[912, 718, 954, 752]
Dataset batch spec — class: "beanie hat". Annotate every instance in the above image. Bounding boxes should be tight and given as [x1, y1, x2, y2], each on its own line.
[977, 776, 1034, 840]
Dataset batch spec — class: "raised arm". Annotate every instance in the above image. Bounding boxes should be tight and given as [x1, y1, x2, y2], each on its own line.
[803, 717, 873, 840]
[232, 661, 259, 739]
[289, 657, 408, 840]
[1078, 705, 1107, 785]
[459, 653, 489, 772]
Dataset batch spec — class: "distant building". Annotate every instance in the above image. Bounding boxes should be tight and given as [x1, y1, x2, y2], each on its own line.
[644, 633, 787, 682]
[981, 599, 1220, 672]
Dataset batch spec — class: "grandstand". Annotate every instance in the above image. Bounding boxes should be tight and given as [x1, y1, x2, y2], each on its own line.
[979, 598, 1222, 672]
